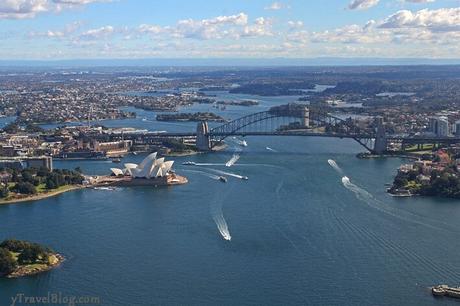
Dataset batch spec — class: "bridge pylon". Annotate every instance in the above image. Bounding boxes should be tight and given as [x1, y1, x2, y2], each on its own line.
[196, 121, 211, 151]
[373, 116, 387, 154]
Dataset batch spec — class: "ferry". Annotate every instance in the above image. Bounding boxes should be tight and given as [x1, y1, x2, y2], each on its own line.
[219, 176, 228, 183]
[182, 161, 196, 166]
[432, 285, 460, 299]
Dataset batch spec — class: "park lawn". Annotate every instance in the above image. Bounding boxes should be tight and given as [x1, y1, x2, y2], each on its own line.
[405, 180, 422, 190]
[406, 144, 435, 152]
[36, 183, 47, 193]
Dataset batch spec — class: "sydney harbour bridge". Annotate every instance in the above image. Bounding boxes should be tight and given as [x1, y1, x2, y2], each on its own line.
[90, 103, 460, 154]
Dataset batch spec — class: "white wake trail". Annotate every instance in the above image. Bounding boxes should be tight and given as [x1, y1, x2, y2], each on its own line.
[266, 147, 277, 152]
[225, 154, 240, 167]
[211, 198, 232, 241]
[208, 168, 244, 179]
[328, 159, 343, 175]
[340, 176, 451, 233]
[181, 169, 220, 180]
[212, 212, 232, 241]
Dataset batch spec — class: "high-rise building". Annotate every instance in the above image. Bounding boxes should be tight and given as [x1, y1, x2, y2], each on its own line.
[455, 120, 460, 136]
[436, 117, 449, 137]
[429, 117, 438, 134]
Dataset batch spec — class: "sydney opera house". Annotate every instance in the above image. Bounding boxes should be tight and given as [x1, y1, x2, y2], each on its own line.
[99, 152, 187, 186]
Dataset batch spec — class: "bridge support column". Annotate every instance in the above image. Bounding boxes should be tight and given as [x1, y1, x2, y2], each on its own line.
[302, 106, 310, 128]
[196, 121, 211, 151]
[373, 116, 387, 154]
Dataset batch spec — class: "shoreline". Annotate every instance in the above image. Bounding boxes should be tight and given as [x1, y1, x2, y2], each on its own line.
[0, 185, 84, 206]
[5, 253, 65, 279]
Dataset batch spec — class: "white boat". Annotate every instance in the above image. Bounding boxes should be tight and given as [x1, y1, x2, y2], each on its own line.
[239, 140, 248, 147]
[241, 176, 249, 180]
[93, 186, 117, 191]
[182, 161, 196, 166]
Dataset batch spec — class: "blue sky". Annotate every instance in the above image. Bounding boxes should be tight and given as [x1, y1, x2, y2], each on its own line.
[0, 0, 459, 59]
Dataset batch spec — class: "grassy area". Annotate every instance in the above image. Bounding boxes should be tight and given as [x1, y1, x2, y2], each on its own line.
[0, 184, 82, 205]
[405, 180, 422, 191]
[405, 144, 435, 152]
[36, 183, 46, 193]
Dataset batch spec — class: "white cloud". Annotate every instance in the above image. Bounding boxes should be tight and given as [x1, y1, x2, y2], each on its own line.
[403, 0, 435, 3]
[0, 0, 110, 19]
[348, 0, 380, 10]
[379, 8, 460, 32]
[79, 25, 114, 39]
[287, 20, 303, 29]
[264, 2, 290, 10]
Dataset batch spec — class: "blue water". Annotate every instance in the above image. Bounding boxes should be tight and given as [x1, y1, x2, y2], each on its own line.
[1, 136, 460, 305]
[3, 93, 460, 305]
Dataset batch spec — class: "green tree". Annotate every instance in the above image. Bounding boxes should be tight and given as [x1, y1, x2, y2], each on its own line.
[13, 182, 37, 195]
[0, 186, 9, 198]
[17, 244, 46, 264]
[0, 248, 16, 276]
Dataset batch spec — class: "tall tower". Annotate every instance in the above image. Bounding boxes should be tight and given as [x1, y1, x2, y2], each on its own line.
[373, 116, 387, 154]
[196, 121, 211, 151]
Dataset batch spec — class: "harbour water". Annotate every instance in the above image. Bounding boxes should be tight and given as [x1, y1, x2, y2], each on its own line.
[2, 93, 460, 305]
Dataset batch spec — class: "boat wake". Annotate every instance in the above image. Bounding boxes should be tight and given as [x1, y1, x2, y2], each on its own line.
[208, 168, 246, 180]
[328, 159, 343, 175]
[225, 154, 240, 167]
[181, 169, 220, 180]
[212, 210, 232, 241]
[340, 175, 454, 233]
[211, 193, 232, 241]
[266, 147, 277, 152]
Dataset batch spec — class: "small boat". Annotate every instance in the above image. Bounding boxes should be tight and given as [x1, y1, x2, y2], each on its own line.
[182, 161, 196, 166]
[112, 158, 121, 163]
[219, 176, 228, 183]
[241, 176, 249, 180]
[93, 186, 117, 191]
[141, 118, 147, 121]
[239, 140, 248, 147]
[132, 152, 138, 155]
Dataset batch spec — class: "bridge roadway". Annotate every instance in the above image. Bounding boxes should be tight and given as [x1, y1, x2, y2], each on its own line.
[93, 131, 375, 140]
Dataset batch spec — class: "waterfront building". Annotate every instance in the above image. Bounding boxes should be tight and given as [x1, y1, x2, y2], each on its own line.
[110, 152, 174, 179]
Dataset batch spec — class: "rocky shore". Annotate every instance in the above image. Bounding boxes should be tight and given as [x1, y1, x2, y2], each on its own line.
[6, 254, 64, 278]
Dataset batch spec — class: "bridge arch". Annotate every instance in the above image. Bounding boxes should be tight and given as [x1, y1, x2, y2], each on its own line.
[208, 105, 377, 152]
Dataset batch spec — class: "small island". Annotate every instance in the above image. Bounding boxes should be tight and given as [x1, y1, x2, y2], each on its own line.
[388, 149, 460, 198]
[0, 167, 84, 205]
[156, 112, 226, 122]
[0, 239, 63, 278]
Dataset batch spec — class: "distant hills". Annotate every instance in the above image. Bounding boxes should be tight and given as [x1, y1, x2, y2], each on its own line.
[1, 57, 460, 67]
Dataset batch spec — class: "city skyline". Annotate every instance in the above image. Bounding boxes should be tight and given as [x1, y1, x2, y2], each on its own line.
[0, 0, 459, 60]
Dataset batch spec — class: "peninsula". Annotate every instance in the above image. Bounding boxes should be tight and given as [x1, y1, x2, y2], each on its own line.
[388, 149, 460, 198]
[0, 239, 63, 278]
[0, 167, 84, 205]
[156, 112, 226, 122]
